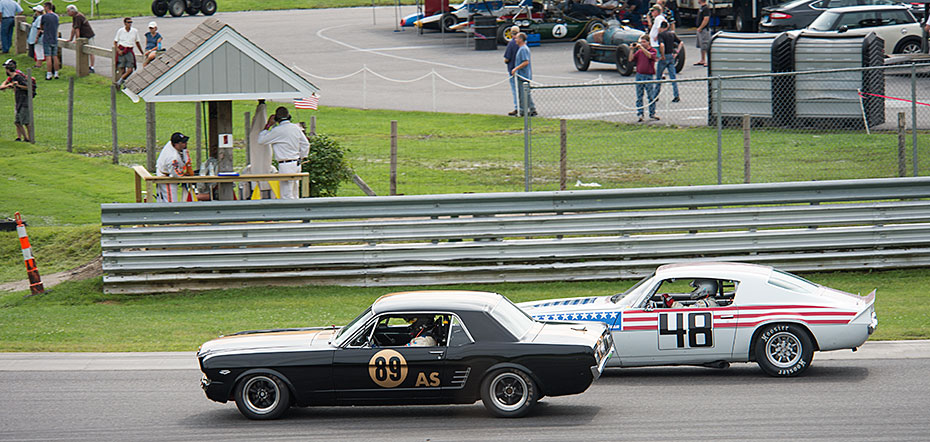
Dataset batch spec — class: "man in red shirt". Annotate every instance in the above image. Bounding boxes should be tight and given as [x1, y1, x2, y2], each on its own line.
[629, 35, 658, 122]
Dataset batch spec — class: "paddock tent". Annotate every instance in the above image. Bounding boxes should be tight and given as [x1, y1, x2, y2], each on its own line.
[122, 18, 318, 102]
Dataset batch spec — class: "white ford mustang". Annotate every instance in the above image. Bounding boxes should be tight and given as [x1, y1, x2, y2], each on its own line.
[519, 262, 877, 377]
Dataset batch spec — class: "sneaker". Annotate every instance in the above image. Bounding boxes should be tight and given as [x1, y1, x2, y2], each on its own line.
[529, 110, 538, 117]
[637, 116, 644, 122]
[45, 72, 52, 80]
[53, 71, 59, 79]
[650, 115, 661, 121]
[508, 110, 518, 116]
[89, 67, 95, 73]
[671, 96, 680, 103]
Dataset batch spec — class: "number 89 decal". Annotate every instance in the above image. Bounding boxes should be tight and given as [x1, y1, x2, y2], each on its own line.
[658, 312, 714, 349]
[368, 349, 408, 388]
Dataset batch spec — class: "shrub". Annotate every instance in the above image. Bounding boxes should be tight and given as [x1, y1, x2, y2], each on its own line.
[301, 134, 353, 198]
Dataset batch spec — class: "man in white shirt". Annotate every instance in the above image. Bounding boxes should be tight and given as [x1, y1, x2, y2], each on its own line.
[113, 17, 143, 87]
[155, 132, 193, 203]
[648, 5, 667, 47]
[257, 106, 310, 199]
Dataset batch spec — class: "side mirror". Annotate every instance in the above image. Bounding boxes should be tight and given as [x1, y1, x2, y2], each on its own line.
[838, 25, 848, 33]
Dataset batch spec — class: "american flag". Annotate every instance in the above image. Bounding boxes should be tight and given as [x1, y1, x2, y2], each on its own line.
[294, 94, 319, 110]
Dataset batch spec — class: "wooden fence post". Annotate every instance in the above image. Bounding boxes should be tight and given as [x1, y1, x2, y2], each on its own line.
[743, 114, 751, 183]
[390, 120, 398, 196]
[195, 102, 202, 168]
[74, 38, 89, 77]
[898, 112, 907, 177]
[560, 119, 567, 191]
[14, 17, 27, 54]
[146, 102, 156, 172]
[310, 115, 316, 136]
[244, 111, 251, 164]
[67, 77, 74, 152]
[111, 84, 118, 164]
[25, 68, 34, 143]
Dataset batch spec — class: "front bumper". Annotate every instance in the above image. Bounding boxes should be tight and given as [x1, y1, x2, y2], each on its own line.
[201, 374, 228, 403]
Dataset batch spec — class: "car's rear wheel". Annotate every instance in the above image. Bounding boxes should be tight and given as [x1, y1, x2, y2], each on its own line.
[480, 368, 537, 418]
[168, 0, 186, 17]
[616, 44, 634, 76]
[574, 40, 591, 71]
[151, 0, 168, 17]
[234, 374, 290, 420]
[441, 13, 458, 32]
[201, 0, 217, 15]
[894, 37, 922, 54]
[754, 324, 813, 377]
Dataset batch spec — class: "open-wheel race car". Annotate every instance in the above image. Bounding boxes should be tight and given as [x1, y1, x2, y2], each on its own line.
[520, 262, 877, 377]
[573, 19, 685, 76]
[496, 0, 607, 44]
[199, 290, 613, 419]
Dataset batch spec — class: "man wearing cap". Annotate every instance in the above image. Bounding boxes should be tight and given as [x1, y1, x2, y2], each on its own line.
[155, 132, 194, 203]
[67, 5, 96, 73]
[113, 17, 143, 87]
[27, 5, 44, 69]
[0, 0, 22, 54]
[257, 106, 310, 199]
[142, 22, 163, 67]
[0, 59, 32, 142]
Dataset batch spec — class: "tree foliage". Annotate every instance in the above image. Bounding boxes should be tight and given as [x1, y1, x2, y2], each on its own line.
[301, 134, 352, 197]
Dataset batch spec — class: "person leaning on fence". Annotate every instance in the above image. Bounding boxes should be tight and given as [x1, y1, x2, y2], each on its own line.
[142, 22, 164, 67]
[511, 32, 537, 117]
[695, 0, 711, 66]
[39, 2, 60, 80]
[0, 59, 33, 142]
[503, 25, 521, 116]
[629, 34, 658, 122]
[656, 21, 680, 103]
[27, 5, 44, 69]
[67, 4, 96, 73]
[113, 17, 144, 87]
[0, 0, 22, 54]
[155, 132, 194, 203]
[257, 106, 310, 200]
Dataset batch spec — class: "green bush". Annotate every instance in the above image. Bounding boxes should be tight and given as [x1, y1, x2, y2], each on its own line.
[302, 134, 353, 198]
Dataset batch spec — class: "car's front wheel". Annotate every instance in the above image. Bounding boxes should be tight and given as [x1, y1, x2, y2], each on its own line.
[574, 40, 591, 71]
[480, 368, 537, 418]
[616, 44, 634, 76]
[234, 373, 290, 420]
[754, 324, 813, 377]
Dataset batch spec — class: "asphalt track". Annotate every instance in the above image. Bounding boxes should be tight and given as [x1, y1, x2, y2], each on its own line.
[1, 341, 928, 441]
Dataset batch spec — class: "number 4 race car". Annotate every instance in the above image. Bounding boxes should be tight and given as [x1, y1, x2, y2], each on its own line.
[520, 262, 877, 377]
[198, 291, 613, 419]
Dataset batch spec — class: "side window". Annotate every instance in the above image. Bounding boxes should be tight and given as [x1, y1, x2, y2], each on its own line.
[347, 321, 375, 348]
[881, 10, 914, 25]
[371, 313, 450, 347]
[810, 1, 825, 8]
[648, 278, 737, 308]
[448, 316, 475, 346]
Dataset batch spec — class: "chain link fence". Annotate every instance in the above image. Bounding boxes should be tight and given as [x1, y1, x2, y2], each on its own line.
[526, 64, 930, 191]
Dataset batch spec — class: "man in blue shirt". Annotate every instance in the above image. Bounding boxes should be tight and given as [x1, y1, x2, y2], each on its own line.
[39, 1, 59, 80]
[502, 25, 520, 116]
[0, 0, 23, 53]
[510, 32, 537, 117]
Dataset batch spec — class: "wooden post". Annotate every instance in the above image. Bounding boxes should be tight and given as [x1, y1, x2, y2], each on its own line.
[210, 101, 234, 200]
[310, 115, 316, 136]
[25, 68, 34, 143]
[390, 120, 398, 196]
[244, 111, 251, 165]
[111, 85, 118, 164]
[14, 16, 27, 54]
[111, 47, 118, 83]
[560, 119, 567, 191]
[146, 102, 156, 172]
[67, 77, 74, 152]
[742, 114, 751, 183]
[74, 37, 89, 77]
[195, 102, 202, 168]
[898, 112, 907, 177]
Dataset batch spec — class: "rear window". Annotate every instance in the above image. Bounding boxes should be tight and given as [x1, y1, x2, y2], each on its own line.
[767, 270, 820, 294]
[489, 297, 535, 339]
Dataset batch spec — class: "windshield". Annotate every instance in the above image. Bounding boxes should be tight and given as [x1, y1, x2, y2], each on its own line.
[808, 10, 840, 30]
[610, 273, 654, 303]
[489, 296, 536, 339]
[332, 306, 373, 346]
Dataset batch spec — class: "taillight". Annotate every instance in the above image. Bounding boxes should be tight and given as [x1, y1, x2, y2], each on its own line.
[770, 12, 792, 19]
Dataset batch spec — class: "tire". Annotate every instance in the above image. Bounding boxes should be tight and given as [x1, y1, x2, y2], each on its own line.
[234, 374, 290, 420]
[441, 13, 458, 32]
[168, 0, 186, 17]
[497, 23, 516, 45]
[616, 44, 634, 76]
[201, 0, 218, 16]
[675, 46, 686, 73]
[151, 0, 168, 17]
[754, 324, 814, 377]
[480, 368, 537, 418]
[186, 6, 200, 15]
[894, 37, 921, 54]
[573, 40, 591, 71]
[581, 20, 605, 40]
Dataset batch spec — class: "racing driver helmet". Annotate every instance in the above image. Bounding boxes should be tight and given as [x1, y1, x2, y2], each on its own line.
[689, 279, 718, 300]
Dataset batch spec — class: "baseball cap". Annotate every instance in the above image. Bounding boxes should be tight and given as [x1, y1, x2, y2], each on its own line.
[148, 21, 157, 29]
[3, 59, 15, 69]
[171, 132, 190, 144]
[32, 5, 44, 12]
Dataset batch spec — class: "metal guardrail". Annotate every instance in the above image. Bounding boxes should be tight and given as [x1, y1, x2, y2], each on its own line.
[100, 177, 930, 294]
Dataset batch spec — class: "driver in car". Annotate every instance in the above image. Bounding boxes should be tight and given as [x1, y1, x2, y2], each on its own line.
[661, 279, 719, 308]
[406, 316, 438, 347]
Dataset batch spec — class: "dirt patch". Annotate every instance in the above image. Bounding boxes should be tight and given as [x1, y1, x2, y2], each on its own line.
[0, 256, 103, 293]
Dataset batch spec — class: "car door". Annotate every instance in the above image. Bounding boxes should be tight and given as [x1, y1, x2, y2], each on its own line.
[332, 313, 445, 402]
[875, 9, 920, 54]
[614, 278, 738, 366]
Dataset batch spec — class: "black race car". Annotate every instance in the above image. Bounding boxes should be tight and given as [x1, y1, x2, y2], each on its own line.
[198, 290, 614, 419]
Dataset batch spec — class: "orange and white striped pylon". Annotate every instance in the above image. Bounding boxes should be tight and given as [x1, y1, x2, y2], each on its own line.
[14, 212, 44, 296]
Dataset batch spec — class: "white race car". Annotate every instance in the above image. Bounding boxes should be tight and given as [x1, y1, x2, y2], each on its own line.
[519, 262, 877, 377]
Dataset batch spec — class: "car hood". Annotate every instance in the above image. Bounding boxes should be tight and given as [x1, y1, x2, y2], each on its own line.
[198, 326, 338, 360]
[518, 296, 621, 325]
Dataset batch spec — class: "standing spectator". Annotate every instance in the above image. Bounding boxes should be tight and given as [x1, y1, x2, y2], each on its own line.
[27, 5, 44, 69]
[66, 4, 96, 73]
[647, 5, 667, 47]
[142, 21, 163, 67]
[628, 35, 658, 122]
[257, 106, 310, 200]
[155, 132, 194, 203]
[0, 59, 32, 142]
[625, 0, 647, 31]
[511, 32, 537, 117]
[113, 17, 143, 87]
[695, 0, 711, 66]
[39, 2, 59, 80]
[503, 25, 520, 116]
[656, 0, 676, 31]
[0, 0, 22, 54]
[656, 21, 680, 103]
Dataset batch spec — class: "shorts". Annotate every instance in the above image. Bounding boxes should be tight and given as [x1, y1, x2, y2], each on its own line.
[117, 51, 135, 68]
[697, 28, 711, 52]
[43, 42, 58, 58]
[15, 105, 31, 126]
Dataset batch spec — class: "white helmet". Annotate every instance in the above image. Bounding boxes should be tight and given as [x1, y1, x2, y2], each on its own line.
[690, 279, 718, 299]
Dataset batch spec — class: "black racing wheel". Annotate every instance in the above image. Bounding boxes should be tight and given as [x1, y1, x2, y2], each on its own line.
[754, 323, 814, 377]
[573, 40, 591, 71]
[201, 0, 217, 16]
[480, 368, 537, 418]
[234, 373, 290, 420]
[168, 0, 186, 17]
[151, 0, 168, 17]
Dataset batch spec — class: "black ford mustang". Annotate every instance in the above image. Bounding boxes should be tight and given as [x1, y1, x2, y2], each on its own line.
[198, 290, 614, 419]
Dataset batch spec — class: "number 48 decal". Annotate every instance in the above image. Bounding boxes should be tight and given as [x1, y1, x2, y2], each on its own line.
[658, 312, 714, 349]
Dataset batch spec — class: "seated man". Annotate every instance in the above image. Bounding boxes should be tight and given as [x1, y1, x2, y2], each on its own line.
[406, 316, 438, 347]
[660, 278, 719, 308]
